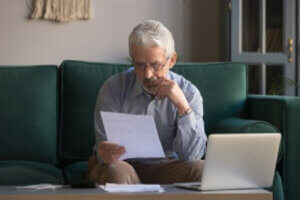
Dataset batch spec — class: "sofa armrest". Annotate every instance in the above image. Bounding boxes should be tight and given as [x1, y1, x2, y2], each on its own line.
[211, 117, 284, 200]
[212, 117, 282, 160]
[247, 94, 300, 200]
[212, 117, 279, 133]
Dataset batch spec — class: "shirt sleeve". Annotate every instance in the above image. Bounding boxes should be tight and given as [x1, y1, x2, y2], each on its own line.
[172, 85, 207, 160]
[93, 76, 122, 163]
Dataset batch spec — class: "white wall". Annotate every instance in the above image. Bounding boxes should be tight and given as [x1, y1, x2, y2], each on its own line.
[0, 0, 225, 65]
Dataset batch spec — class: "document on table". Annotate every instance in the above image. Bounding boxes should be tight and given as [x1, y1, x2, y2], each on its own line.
[15, 184, 63, 190]
[101, 111, 165, 160]
[99, 183, 164, 193]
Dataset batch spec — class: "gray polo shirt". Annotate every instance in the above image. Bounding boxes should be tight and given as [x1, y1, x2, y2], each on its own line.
[93, 68, 207, 164]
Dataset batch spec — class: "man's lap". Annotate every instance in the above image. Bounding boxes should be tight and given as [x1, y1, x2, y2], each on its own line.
[87, 155, 204, 184]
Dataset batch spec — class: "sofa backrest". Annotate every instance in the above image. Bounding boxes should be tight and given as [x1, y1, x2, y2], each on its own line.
[0, 66, 58, 165]
[59, 60, 247, 163]
[172, 63, 247, 133]
[59, 61, 130, 163]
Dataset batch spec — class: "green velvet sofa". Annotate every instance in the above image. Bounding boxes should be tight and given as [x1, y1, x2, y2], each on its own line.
[1, 60, 300, 200]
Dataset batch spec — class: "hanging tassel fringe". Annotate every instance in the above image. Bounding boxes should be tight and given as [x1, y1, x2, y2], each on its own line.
[30, 0, 91, 22]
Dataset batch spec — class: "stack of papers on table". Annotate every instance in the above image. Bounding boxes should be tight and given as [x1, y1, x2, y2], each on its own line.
[99, 183, 164, 193]
[15, 184, 63, 190]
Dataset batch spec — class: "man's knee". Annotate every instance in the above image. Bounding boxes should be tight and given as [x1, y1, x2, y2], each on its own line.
[189, 160, 204, 171]
[87, 155, 98, 177]
[89, 160, 140, 184]
[107, 161, 136, 180]
[186, 160, 205, 181]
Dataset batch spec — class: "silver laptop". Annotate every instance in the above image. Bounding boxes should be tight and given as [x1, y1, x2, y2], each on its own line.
[174, 133, 281, 191]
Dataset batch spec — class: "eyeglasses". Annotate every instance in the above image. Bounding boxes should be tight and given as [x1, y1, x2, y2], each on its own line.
[133, 58, 169, 71]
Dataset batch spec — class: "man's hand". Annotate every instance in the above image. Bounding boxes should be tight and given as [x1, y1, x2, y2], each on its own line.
[98, 141, 126, 164]
[152, 77, 190, 116]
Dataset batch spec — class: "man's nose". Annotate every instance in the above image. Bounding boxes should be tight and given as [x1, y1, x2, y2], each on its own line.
[144, 66, 154, 79]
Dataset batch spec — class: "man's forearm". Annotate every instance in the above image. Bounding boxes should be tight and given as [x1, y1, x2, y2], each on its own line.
[173, 113, 207, 160]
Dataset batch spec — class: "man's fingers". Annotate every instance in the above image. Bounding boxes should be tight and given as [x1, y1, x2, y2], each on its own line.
[151, 79, 173, 98]
[153, 80, 172, 91]
[120, 146, 126, 154]
[151, 78, 164, 85]
[103, 144, 125, 154]
[108, 148, 123, 154]
[152, 78, 170, 87]
[155, 85, 171, 99]
[101, 142, 123, 151]
[110, 151, 124, 161]
[103, 141, 120, 148]
[102, 151, 123, 164]
[110, 147, 126, 159]
[98, 142, 127, 164]
[105, 146, 122, 152]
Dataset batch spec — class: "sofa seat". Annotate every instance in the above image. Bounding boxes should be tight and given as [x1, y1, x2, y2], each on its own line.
[0, 161, 63, 185]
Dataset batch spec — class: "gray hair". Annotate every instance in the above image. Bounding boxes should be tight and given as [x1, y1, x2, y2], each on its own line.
[129, 20, 175, 59]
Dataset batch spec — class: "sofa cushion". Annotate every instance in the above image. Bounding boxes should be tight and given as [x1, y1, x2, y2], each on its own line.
[0, 161, 63, 185]
[172, 63, 247, 133]
[59, 61, 130, 163]
[0, 66, 58, 165]
[63, 161, 88, 184]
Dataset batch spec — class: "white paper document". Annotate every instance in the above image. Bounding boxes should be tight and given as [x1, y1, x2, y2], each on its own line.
[15, 184, 63, 190]
[99, 183, 164, 193]
[101, 111, 165, 160]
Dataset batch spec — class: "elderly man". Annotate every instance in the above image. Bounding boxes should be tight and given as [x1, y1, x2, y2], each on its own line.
[87, 20, 207, 184]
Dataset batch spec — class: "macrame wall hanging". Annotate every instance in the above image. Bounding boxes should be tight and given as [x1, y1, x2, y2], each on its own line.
[30, 0, 91, 22]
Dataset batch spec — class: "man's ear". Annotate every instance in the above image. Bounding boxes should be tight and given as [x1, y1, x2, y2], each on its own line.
[168, 52, 177, 69]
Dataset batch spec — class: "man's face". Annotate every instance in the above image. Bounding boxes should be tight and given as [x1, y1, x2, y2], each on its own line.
[131, 45, 176, 93]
